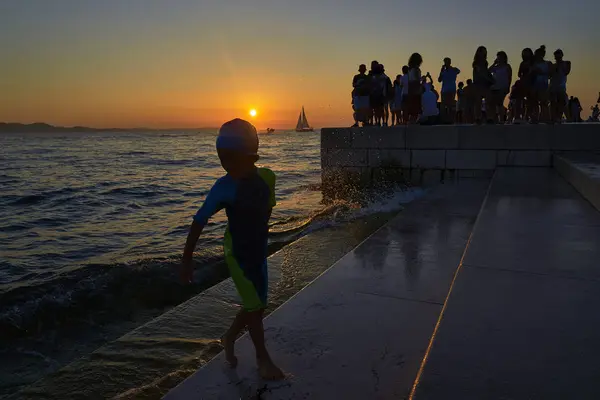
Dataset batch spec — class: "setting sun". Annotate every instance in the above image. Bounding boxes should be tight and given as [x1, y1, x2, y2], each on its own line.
[249, 109, 257, 118]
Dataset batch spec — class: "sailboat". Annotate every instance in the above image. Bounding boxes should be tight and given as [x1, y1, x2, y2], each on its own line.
[295, 106, 314, 132]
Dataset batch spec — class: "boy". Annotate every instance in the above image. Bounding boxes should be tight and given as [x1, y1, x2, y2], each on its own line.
[181, 118, 284, 380]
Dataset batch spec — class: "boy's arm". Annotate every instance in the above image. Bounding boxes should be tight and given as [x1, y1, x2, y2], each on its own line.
[179, 178, 230, 283]
[182, 220, 204, 262]
[179, 221, 204, 284]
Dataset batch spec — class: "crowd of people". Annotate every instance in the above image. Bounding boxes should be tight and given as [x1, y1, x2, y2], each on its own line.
[351, 46, 597, 126]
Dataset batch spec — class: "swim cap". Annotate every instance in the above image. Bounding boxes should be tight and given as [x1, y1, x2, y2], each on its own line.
[216, 118, 259, 156]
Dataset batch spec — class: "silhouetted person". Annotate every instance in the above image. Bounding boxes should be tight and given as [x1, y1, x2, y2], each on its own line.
[438, 57, 460, 123]
[472, 46, 494, 124]
[489, 51, 512, 124]
[530, 45, 552, 123]
[550, 49, 571, 123]
[567, 96, 575, 122]
[463, 79, 476, 123]
[420, 81, 440, 125]
[380, 64, 393, 126]
[352, 64, 371, 127]
[518, 48, 534, 122]
[370, 64, 390, 126]
[591, 104, 600, 122]
[407, 53, 423, 123]
[456, 81, 465, 123]
[572, 97, 582, 122]
[391, 74, 403, 125]
[368, 60, 379, 125]
[400, 65, 410, 124]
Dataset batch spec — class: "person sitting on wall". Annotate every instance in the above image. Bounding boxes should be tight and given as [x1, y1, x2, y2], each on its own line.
[420, 82, 440, 125]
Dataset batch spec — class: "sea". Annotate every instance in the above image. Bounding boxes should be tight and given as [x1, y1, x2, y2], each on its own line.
[0, 129, 423, 399]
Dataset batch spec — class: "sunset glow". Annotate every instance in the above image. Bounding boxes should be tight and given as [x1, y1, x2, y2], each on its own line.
[1, 1, 598, 128]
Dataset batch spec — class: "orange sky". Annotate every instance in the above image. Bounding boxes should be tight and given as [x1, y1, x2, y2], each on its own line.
[1, 1, 598, 129]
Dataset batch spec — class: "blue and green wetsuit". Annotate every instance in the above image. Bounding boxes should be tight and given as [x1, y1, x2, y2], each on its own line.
[194, 168, 276, 311]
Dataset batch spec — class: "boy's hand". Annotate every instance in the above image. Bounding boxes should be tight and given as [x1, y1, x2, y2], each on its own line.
[180, 257, 194, 284]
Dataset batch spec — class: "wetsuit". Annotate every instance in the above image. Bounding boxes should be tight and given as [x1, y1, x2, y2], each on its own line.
[194, 168, 276, 311]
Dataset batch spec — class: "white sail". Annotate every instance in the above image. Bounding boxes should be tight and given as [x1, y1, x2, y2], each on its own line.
[295, 106, 313, 131]
[301, 107, 309, 128]
[295, 112, 303, 130]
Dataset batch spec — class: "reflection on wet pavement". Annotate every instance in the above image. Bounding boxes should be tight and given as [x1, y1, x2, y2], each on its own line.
[165, 180, 489, 400]
[415, 168, 600, 399]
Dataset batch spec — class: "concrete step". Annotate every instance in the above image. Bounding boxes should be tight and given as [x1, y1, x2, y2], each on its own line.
[413, 168, 600, 399]
[554, 153, 600, 211]
[164, 181, 489, 399]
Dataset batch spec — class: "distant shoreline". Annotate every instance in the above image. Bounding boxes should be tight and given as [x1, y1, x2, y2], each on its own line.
[0, 122, 219, 133]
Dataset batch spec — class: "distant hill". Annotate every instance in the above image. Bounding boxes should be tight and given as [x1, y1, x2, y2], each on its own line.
[0, 122, 216, 133]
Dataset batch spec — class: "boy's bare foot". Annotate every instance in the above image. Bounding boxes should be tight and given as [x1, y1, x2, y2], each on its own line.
[221, 335, 238, 368]
[258, 358, 285, 380]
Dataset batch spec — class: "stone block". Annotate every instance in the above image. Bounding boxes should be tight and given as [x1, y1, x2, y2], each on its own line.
[457, 124, 506, 149]
[446, 150, 497, 169]
[496, 150, 552, 167]
[504, 124, 553, 149]
[368, 149, 411, 168]
[322, 149, 368, 167]
[371, 168, 410, 185]
[321, 128, 353, 149]
[552, 124, 600, 151]
[457, 169, 495, 179]
[411, 150, 446, 169]
[406, 125, 459, 149]
[352, 126, 406, 149]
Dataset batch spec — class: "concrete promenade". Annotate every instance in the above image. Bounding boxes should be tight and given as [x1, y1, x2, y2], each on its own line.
[165, 181, 489, 399]
[166, 125, 600, 399]
[414, 168, 600, 399]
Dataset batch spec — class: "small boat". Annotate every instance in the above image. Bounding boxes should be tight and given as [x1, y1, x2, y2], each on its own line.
[266, 128, 275, 133]
[295, 106, 314, 132]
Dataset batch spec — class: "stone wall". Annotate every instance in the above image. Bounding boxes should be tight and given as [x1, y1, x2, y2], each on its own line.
[321, 124, 600, 199]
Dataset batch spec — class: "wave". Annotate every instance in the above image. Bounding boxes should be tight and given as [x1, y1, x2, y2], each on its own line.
[0, 186, 423, 345]
[0, 249, 224, 343]
[4, 187, 81, 207]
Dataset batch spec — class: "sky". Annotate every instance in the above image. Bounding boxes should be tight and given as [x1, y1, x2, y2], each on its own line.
[1, 0, 598, 128]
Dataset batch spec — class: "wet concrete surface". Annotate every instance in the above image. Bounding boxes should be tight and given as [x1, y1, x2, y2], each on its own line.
[164, 181, 489, 400]
[414, 168, 600, 399]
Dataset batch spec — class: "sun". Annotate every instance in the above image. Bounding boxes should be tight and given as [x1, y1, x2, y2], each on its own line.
[249, 109, 257, 117]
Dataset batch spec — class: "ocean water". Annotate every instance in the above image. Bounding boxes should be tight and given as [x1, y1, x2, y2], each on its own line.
[0, 130, 422, 398]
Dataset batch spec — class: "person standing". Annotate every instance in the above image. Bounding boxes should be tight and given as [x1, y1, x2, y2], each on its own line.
[407, 53, 424, 124]
[351, 64, 371, 127]
[516, 48, 534, 123]
[472, 46, 494, 124]
[391, 75, 403, 126]
[380, 64, 393, 127]
[572, 97, 583, 122]
[530, 45, 552, 123]
[370, 64, 389, 126]
[456, 81, 465, 123]
[400, 65, 410, 124]
[438, 57, 460, 123]
[549, 49, 571, 123]
[489, 51, 512, 124]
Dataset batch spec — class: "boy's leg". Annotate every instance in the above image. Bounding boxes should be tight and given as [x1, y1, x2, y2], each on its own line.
[222, 308, 247, 367]
[246, 309, 284, 380]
